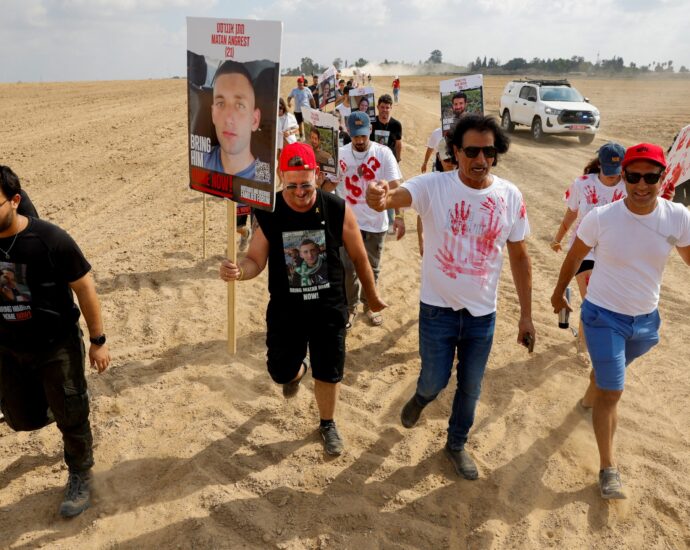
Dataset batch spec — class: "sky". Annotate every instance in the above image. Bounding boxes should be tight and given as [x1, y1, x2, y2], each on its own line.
[1, 0, 689, 82]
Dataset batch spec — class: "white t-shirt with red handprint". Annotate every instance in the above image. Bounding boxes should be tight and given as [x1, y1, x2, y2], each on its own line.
[404, 171, 530, 316]
[563, 173, 626, 261]
[336, 141, 402, 232]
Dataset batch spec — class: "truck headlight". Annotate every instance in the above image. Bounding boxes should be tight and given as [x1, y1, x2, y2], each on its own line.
[544, 107, 562, 115]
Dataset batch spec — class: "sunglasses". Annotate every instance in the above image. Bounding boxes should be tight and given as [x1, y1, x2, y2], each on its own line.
[460, 146, 497, 159]
[624, 171, 662, 184]
[285, 183, 315, 191]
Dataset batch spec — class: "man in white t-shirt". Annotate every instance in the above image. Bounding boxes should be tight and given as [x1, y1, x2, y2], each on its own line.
[551, 142, 690, 500]
[366, 114, 535, 479]
[421, 127, 443, 173]
[287, 77, 316, 140]
[336, 111, 404, 328]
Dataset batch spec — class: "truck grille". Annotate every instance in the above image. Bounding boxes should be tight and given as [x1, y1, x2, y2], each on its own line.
[559, 110, 596, 124]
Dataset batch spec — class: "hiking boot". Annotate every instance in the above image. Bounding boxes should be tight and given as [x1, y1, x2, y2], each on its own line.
[59, 470, 92, 518]
[445, 445, 479, 480]
[283, 358, 309, 398]
[319, 422, 344, 456]
[599, 467, 626, 499]
[400, 394, 425, 428]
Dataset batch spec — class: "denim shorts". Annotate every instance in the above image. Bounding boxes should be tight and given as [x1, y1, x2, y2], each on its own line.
[581, 300, 660, 391]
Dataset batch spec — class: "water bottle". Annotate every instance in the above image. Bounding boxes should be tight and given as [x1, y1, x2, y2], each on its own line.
[558, 287, 571, 329]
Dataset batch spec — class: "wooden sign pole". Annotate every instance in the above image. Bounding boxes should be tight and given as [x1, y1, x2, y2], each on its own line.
[227, 200, 237, 355]
[202, 194, 207, 259]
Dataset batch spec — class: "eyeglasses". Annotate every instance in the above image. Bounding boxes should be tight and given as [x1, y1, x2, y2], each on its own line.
[624, 171, 662, 184]
[285, 183, 315, 191]
[460, 146, 497, 159]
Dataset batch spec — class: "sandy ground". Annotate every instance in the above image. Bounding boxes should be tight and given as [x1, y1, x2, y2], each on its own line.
[0, 75, 689, 549]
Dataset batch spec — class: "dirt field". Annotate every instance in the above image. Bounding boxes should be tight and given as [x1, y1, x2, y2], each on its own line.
[0, 75, 689, 549]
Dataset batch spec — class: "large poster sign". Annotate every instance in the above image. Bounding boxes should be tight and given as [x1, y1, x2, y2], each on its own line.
[187, 17, 281, 212]
[318, 66, 337, 110]
[662, 124, 690, 206]
[440, 74, 484, 133]
[349, 86, 376, 122]
[302, 107, 338, 176]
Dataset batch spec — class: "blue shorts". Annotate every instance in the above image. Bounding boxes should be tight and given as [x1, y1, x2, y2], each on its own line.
[581, 300, 660, 391]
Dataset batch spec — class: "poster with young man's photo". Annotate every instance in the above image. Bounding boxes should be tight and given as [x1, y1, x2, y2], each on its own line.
[318, 66, 337, 110]
[302, 107, 338, 176]
[663, 124, 690, 206]
[187, 17, 281, 212]
[439, 74, 484, 134]
[283, 229, 330, 295]
[349, 87, 375, 122]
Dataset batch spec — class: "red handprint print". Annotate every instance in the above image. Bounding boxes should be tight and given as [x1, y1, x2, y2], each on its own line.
[612, 189, 624, 202]
[584, 185, 599, 205]
[450, 201, 471, 236]
[434, 245, 461, 279]
[345, 174, 362, 204]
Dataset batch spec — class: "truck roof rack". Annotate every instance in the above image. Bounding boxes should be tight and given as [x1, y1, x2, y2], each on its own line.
[515, 79, 571, 87]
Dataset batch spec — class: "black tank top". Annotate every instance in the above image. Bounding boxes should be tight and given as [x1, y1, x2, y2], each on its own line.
[255, 190, 347, 316]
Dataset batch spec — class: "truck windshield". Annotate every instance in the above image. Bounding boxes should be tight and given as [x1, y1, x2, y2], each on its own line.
[540, 87, 584, 102]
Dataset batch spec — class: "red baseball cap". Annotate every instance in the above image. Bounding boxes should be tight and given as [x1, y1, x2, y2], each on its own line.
[280, 142, 317, 172]
[297, 77, 304, 83]
[622, 143, 667, 169]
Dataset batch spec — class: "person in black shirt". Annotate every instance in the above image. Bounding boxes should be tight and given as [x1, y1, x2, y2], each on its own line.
[219, 143, 385, 456]
[0, 165, 111, 518]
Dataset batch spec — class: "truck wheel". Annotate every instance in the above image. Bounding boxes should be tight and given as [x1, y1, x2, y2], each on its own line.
[531, 117, 544, 142]
[501, 110, 515, 133]
[579, 134, 595, 145]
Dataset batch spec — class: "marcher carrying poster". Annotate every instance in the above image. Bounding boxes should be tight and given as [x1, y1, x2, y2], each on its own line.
[318, 66, 337, 110]
[662, 124, 690, 207]
[439, 74, 484, 133]
[302, 106, 338, 176]
[349, 86, 376, 122]
[187, 17, 281, 212]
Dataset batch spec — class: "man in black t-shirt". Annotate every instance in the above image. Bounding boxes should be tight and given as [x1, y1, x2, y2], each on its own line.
[219, 143, 386, 456]
[0, 165, 111, 518]
[370, 94, 403, 233]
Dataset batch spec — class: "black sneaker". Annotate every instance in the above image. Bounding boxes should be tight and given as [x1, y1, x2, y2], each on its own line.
[400, 394, 425, 428]
[59, 470, 92, 518]
[319, 423, 344, 456]
[445, 445, 479, 480]
[283, 358, 309, 398]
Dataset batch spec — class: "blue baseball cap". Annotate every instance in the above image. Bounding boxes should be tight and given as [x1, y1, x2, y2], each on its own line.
[597, 142, 626, 176]
[347, 111, 371, 137]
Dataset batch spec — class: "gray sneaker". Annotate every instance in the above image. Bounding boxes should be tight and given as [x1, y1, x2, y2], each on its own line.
[599, 467, 626, 499]
[400, 395, 425, 428]
[59, 470, 92, 518]
[445, 445, 479, 480]
[319, 423, 344, 456]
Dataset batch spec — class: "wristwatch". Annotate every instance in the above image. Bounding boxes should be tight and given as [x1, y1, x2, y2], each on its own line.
[89, 334, 107, 346]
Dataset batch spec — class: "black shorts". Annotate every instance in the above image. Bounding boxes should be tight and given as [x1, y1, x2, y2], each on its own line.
[294, 112, 304, 125]
[265, 301, 346, 384]
[576, 259, 595, 275]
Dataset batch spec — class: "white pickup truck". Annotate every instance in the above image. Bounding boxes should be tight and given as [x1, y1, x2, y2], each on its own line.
[499, 79, 600, 144]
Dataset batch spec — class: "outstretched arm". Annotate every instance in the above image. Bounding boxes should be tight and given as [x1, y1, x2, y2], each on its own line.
[551, 208, 578, 252]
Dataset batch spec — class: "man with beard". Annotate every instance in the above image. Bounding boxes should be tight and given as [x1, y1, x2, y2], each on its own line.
[0, 165, 111, 517]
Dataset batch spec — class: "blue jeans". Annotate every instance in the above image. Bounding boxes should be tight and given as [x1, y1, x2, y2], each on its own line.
[416, 302, 496, 450]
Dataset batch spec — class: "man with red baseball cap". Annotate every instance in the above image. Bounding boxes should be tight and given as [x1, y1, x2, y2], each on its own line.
[219, 142, 386, 456]
[551, 142, 690, 499]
